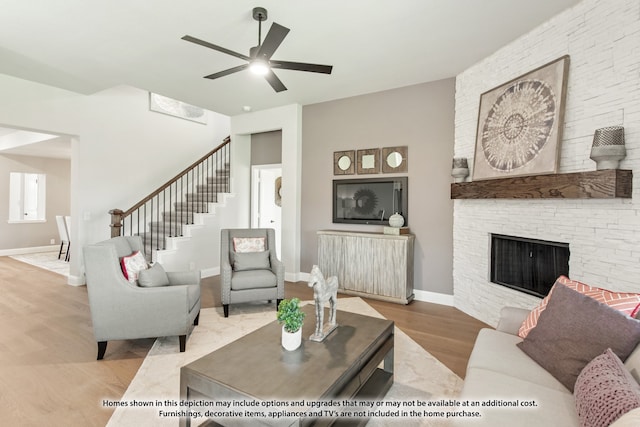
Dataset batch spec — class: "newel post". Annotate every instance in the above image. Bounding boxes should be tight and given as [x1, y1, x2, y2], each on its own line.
[109, 209, 124, 238]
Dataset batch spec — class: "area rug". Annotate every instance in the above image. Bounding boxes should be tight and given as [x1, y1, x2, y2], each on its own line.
[9, 251, 70, 277]
[107, 298, 462, 426]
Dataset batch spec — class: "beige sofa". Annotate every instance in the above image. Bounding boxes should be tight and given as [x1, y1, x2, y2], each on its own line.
[453, 306, 640, 427]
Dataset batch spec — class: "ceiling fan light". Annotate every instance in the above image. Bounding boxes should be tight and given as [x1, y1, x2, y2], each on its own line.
[249, 60, 269, 76]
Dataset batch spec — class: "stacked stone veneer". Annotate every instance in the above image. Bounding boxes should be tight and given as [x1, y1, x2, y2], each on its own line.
[453, 0, 640, 327]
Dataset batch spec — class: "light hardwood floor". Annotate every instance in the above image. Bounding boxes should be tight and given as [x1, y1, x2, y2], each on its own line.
[0, 256, 488, 427]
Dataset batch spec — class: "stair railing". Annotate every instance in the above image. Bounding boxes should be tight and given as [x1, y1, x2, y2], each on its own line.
[109, 137, 230, 261]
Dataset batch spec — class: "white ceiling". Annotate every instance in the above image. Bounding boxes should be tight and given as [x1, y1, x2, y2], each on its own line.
[0, 0, 581, 120]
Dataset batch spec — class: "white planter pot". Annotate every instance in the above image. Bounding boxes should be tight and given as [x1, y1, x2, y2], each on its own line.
[281, 326, 302, 351]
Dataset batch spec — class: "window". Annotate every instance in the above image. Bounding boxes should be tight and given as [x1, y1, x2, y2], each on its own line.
[9, 172, 46, 222]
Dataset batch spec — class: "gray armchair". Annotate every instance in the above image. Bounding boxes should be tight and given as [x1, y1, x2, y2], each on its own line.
[83, 236, 201, 360]
[221, 228, 284, 317]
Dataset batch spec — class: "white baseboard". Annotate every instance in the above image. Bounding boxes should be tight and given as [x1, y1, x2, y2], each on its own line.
[0, 245, 57, 257]
[67, 275, 85, 287]
[201, 266, 219, 278]
[413, 289, 454, 306]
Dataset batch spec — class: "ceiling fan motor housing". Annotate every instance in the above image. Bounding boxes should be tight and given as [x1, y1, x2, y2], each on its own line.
[252, 7, 267, 22]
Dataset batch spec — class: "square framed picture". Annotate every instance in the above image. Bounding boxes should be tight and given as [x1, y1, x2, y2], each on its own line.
[472, 56, 569, 180]
[356, 148, 380, 174]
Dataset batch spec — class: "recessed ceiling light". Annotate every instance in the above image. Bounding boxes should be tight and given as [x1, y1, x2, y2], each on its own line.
[242, 106, 252, 112]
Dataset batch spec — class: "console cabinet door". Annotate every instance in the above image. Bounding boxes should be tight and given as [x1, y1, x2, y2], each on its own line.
[317, 231, 414, 304]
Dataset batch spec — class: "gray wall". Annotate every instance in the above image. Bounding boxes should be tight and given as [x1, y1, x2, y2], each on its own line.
[300, 78, 455, 295]
[0, 154, 71, 250]
[251, 130, 282, 165]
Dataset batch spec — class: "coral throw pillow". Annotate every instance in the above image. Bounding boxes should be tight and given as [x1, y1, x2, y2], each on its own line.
[120, 251, 148, 283]
[232, 237, 266, 253]
[518, 275, 640, 338]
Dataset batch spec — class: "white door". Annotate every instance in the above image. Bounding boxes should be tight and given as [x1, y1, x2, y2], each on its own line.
[251, 165, 282, 257]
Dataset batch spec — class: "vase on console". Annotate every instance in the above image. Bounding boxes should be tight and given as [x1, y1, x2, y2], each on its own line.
[389, 213, 405, 228]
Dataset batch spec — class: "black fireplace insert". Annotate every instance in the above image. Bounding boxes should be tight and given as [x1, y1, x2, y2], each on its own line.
[490, 234, 569, 298]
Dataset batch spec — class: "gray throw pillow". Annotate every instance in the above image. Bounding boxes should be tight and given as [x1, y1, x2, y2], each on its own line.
[233, 251, 270, 271]
[137, 262, 170, 287]
[517, 283, 640, 391]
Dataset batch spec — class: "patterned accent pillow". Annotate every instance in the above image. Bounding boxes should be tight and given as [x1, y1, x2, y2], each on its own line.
[518, 275, 640, 338]
[120, 251, 148, 283]
[233, 237, 266, 253]
[574, 348, 640, 427]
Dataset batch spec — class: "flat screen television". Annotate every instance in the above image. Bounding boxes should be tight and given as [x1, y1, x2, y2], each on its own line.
[333, 177, 408, 225]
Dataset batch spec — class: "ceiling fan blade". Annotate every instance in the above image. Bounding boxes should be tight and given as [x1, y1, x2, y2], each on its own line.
[256, 22, 290, 60]
[204, 64, 249, 80]
[182, 35, 250, 61]
[271, 60, 333, 74]
[264, 70, 287, 92]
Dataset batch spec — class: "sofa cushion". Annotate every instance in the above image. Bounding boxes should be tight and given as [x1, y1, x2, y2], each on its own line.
[137, 263, 170, 287]
[610, 408, 640, 427]
[230, 269, 276, 290]
[519, 275, 640, 338]
[120, 251, 148, 283]
[467, 328, 568, 393]
[232, 237, 266, 253]
[517, 283, 640, 391]
[233, 251, 270, 272]
[455, 367, 578, 427]
[574, 348, 640, 427]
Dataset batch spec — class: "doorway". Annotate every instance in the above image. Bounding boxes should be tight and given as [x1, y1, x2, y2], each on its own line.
[251, 164, 282, 257]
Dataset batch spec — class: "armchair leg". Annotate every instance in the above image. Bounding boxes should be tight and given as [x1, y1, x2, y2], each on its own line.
[223, 304, 229, 318]
[276, 299, 283, 310]
[194, 311, 200, 326]
[97, 341, 107, 360]
[179, 335, 186, 352]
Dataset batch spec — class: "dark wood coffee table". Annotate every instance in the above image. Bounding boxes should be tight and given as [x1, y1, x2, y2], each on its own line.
[179, 304, 394, 427]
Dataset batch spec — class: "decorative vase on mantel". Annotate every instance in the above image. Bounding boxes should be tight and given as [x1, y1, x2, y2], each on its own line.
[389, 212, 405, 228]
[451, 158, 469, 183]
[590, 126, 626, 170]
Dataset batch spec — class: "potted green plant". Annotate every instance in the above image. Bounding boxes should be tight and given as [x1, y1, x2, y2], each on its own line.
[277, 298, 305, 351]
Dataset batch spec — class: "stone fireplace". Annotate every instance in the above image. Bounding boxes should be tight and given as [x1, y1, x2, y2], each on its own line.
[452, 0, 640, 327]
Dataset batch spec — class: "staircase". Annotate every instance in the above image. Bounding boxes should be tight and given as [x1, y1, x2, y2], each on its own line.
[110, 137, 231, 263]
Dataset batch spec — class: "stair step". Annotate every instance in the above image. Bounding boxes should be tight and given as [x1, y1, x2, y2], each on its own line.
[150, 221, 183, 235]
[207, 175, 229, 183]
[174, 201, 210, 213]
[203, 182, 228, 191]
[185, 193, 219, 203]
[162, 211, 195, 223]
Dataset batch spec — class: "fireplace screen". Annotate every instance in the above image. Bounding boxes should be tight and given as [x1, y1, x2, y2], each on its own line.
[490, 234, 569, 298]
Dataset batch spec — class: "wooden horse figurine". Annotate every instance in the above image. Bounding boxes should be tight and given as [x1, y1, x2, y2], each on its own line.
[308, 264, 339, 341]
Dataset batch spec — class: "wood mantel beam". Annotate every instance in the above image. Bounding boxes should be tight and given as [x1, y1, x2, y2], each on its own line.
[451, 169, 632, 199]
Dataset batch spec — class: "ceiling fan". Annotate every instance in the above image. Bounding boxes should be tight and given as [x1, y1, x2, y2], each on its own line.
[182, 7, 333, 93]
